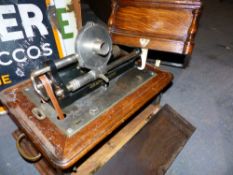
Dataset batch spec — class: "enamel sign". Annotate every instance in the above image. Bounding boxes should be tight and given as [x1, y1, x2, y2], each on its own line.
[0, 0, 60, 91]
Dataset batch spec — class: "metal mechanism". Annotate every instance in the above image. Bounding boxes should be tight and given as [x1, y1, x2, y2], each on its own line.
[31, 22, 114, 101]
[66, 49, 140, 93]
[31, 54, 78, 100]
[25, 67, 156, 136]
[75, 22, 112, 71]
[31, 22, 141, 101]
[30, 22, 147, 121]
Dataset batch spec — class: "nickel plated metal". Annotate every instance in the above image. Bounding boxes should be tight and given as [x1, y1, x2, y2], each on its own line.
[31, 22, 141, 101]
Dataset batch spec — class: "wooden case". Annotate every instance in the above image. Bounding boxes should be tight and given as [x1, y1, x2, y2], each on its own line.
[0, 65, 172, 170]
[109, 0, 202, 55]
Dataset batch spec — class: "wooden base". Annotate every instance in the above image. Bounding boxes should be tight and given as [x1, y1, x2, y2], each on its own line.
[13, 104, 195, 175]
[13, 104, 161, 175]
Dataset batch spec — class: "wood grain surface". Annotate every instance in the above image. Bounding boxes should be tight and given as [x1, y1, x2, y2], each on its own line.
[109, 0, 202, 55]
[72, 0, 82, 30]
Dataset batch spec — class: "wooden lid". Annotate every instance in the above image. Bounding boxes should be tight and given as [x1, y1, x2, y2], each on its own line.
[109, 0, 202, 55]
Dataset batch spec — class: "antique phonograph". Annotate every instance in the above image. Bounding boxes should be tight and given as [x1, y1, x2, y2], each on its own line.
[0, 0, 202, 174]
[0, 22, 172, 170]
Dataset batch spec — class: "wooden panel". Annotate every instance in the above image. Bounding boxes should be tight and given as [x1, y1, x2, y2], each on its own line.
[109, 0, 202, 55]
[72, 0, 82, 30]
[95, 105, 195, 175]
[114, 7, 192, 41]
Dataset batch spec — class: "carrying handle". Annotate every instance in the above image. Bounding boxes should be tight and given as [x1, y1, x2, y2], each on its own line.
[16, 133, 42, 162]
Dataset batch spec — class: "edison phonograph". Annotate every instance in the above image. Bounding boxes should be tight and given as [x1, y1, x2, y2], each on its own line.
[0, 22, 172, 170]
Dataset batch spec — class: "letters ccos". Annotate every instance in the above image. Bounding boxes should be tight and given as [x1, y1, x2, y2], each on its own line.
[0, 4, 54, 66]
[0, 43, 53, 66]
